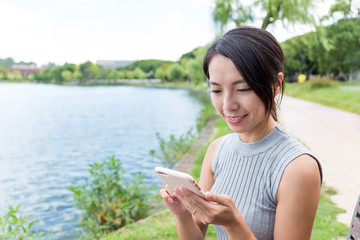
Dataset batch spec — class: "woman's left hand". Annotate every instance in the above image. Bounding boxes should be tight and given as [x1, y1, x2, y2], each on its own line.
[172, 187, 241, 227]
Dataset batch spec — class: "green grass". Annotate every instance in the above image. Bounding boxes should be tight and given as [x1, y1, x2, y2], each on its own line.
[285, 80, 360, 115]
[311, 186, 348, 239]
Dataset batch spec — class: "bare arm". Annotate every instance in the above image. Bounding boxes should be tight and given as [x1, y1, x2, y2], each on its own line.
[274, 154, 321, 239]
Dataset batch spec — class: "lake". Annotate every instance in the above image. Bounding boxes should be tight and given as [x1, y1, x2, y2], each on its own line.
[0, 82, 203, 239]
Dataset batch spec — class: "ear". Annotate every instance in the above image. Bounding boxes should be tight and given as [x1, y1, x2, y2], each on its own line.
[275, 72, 284, 96]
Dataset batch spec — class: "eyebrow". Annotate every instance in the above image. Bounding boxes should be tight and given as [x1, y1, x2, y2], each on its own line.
[209, 80, 245, 86]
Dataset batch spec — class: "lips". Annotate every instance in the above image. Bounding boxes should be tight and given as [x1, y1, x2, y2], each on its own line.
[225, 114, 248, 124]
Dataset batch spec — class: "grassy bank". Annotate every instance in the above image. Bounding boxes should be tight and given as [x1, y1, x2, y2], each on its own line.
[104, 115, 348, 239]
[285, 80, 360, 115]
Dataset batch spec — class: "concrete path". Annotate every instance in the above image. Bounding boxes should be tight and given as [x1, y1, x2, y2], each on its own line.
[279, 95, 360, 226]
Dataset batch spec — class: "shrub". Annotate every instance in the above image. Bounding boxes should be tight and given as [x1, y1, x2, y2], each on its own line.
[68, 156, 152, 239]
[0, 205, 44, 239]
[150, 129, 196, 167]
[168, 64, 185, 81]
[308, 77, 340, 89]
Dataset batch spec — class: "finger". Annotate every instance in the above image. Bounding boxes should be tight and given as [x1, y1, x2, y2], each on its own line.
[159, 189, 175, 204]
[174, 187, 209, 215]
[165, 184, 174, 196]
[205, 192, 231, 206]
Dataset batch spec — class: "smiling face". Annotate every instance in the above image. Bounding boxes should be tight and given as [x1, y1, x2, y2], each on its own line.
[209, 54, 275, 143]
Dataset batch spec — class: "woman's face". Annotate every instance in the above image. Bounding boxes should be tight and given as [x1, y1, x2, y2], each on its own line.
[208, 54, 271, 141]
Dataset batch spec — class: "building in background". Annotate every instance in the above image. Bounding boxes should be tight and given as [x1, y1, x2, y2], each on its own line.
[96, 60, 133, 69]
[8, 65, 43, 76]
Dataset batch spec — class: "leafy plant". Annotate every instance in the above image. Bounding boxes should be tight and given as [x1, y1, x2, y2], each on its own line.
[308, 77, 340, 89]
[150, 129, 196, 167]
[68, 156, 152, 239]
[0, 205, 44, 240]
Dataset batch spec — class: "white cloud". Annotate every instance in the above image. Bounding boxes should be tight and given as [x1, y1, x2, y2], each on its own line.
[191, 0, 213, 9]
[0, 4, 54, 30]
[59, 0, 96, 2]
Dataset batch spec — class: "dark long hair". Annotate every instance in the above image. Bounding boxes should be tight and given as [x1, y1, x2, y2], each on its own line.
[203, 27, 285, 121]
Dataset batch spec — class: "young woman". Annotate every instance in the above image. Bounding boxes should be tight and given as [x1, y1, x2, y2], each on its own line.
[159, 27, 322, 240]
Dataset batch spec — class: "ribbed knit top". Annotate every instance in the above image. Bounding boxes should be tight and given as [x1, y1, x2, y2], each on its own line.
[210, 124, 322, 240]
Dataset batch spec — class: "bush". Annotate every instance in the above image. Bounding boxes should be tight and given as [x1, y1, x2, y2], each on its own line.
[168, 64, 185, 81]
[308, 77, 340, 89]
[68, 156, 152, 239]
[150, 129, 196, 167]
[0, 205, 44, 239]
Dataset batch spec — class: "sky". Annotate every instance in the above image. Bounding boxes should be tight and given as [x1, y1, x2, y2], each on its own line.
[0, 0, 349, 67]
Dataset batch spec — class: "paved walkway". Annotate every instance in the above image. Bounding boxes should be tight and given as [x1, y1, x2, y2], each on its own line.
[279, 95, 360, 226]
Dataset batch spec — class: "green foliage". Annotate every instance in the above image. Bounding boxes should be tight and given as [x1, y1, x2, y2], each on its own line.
[0, 58, 15, 68]
[168, 63, 185, 81]
[150, 130, 196, 167]
[0, 205, 44, 239]
[132, 67, 147, 79]
[282, 17, 360, 78]
[120, 60, 174, 78]
[308, 77, 340, 89]
[328, 0, 351, 19]
[314, 18, 360, 75]
[212, 0, 316, 31]
[67, 156, 152, 239]
[125, 70, 134, 79]
[154, 68, 166, 81]
[281, 33, 317, 79]
[79, 61, 94, 80]
[61, 70, 73, 82]
[183, 46, 209, 83]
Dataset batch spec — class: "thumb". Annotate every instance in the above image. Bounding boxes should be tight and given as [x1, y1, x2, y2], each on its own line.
[205, 192, 232, 206]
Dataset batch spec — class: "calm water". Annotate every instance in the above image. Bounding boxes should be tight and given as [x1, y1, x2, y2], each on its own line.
[0, 83, 202, 239]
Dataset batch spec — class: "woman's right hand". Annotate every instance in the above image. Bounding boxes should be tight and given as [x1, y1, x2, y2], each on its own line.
[159, 184, 188, 215]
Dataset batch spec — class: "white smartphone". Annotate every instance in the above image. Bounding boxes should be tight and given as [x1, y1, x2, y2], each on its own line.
[155, 166, 205, 198]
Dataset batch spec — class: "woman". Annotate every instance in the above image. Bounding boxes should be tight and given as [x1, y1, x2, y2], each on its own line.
[159, 27, 322, 240]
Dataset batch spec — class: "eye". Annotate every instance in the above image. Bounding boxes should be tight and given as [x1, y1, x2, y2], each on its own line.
[237, 88, 252, 93]
[211, 89, 222, 94]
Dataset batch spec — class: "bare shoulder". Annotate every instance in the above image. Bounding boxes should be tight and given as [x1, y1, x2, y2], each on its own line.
[278, 154, 321, 199]
[274, 154, 321, 239]
[282, 154, 321, 188]
[204, 135, 226, 163]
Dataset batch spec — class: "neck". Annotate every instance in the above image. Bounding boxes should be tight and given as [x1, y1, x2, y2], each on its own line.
[239, 116, 276, 143]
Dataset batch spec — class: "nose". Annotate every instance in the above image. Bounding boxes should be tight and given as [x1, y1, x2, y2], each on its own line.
[223, 92, 238, 112]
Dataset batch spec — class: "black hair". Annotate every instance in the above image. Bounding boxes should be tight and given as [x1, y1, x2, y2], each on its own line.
[203, 26, 285, 121]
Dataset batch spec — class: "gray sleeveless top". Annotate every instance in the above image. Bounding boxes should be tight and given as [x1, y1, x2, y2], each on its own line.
[210, 124, 322, 240]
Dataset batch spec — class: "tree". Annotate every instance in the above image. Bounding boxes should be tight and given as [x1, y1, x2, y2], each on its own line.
[73, 70, 83, 80]
[154, 68, 167, 81]
[107, 69, 119, 79]
[329, 0, 352, 19]
[308, 17, 360, 76]
[79, 61, 94, 79]
[154, 64, 171, 81]
[168, 63, 185, 81]
[61, 70, 73, 82]
[0, 58, 15, 68]
[281, 33, 317, 80]
[0, 67, 8, 80]
[212, 0, 316, 31]
[187, 46, 208, 83]
[133, 67, 147, 79]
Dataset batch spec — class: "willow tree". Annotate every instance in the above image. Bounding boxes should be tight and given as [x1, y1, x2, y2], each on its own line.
[212, 0, 316, 32]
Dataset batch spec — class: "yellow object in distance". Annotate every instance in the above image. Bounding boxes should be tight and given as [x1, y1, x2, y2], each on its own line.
[298, 74, 306, 83]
